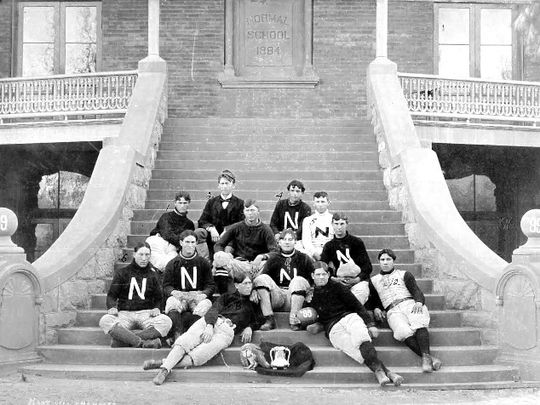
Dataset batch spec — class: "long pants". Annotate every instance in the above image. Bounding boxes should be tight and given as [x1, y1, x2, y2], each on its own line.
[99, 309, 172, 337]
[387, 299, 430, 341]
[161, 317, 235, 370]
[328, 313, 372, 365]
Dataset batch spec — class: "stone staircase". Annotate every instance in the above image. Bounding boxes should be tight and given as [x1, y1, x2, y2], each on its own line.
[21, 118, 521, 387]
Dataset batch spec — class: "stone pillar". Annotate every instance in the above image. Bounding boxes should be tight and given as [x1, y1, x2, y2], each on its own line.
[148, 0, 161, 58]
[0, 208, 42, 365]
[223, 0, 235, 76]
[496, 209, 540, 381]
[375, 0, 388, 59]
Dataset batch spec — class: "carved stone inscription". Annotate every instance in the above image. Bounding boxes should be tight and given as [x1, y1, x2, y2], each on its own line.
[245, 2, 292, 67]
[219, 0, 319, 88]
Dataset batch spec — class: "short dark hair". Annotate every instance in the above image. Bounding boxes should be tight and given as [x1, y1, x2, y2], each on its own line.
[244, 199, 259, 209]
[378, 248, 396, 260]
[218, 169, 236, 184]
[280, 228, 297, 240]
[179, 230, 197, 241]
[133, 241, 151, 253]
[312, 261, 329, 273]
[233, 272, 252, 284]
[175, 191, 191, 202]
[332, 212, 349, 223]
[287, 179, 305, 192]
[313, 191, 329, 200]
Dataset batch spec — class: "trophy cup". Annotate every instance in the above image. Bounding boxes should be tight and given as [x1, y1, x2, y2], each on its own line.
[269, 346, 291, 369]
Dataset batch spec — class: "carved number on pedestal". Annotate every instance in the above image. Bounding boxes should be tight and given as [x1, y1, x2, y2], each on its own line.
[0, 215, 7, 231]
[529, 218, 540, 234]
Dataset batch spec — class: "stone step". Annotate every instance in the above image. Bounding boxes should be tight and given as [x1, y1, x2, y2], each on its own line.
[154, 159, 380, 170]
[164, 117, 370, 128]
[127, 234, 411, 249]
[117, 248, 417, 265]
[19, 364, 520, 386]
[37, 345, 498, 368]
[132, 209, 401, 223]
[77, 302, 456, 329]
[144, 199, 390, 211]
[146, 189, 389, 201]
[148, 179, 386, 192]
[131, 221, 404, 236]
[56, 325, 466, 348]
[158, 142, 376, 152]
[150, 169, 382, 181]
[157, 150, 378, 161]
[161, 133, 376, 143]
[154, 159, 379, 170]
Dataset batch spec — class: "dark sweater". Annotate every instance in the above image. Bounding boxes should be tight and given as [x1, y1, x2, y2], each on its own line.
[204, 291, 264, 334]
[149, 209, 195, 249]
[269, 199, 312, 239]
[261, 249, 314, 289]
[106, 261, 162, 311]
[197, 195, 245, 234]
[310, 279, 375, 337]
[214, 220, 278, 261]
[320, 232, 373, 280]
[162, 252, 216, 298]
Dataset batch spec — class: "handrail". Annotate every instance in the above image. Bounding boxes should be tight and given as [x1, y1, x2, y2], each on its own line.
[0, 71, 138, 123]
[398, 73, 540, 124]
[32, 59, 166, 293]
[369, 59, 508, 293]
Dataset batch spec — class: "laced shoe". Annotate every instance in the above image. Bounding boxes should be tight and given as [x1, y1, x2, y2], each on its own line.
[142, 338, 162, 349]
[143, 359, 163, 370]
[422, 353, 433, 373]
[152, 368, 170, 385]
[431, 355, 442, 371]
[259, 315, 276, 331]
[386, 371, 404, 387]
[306, 322, 324, 335]
[374, 369, 390, 386]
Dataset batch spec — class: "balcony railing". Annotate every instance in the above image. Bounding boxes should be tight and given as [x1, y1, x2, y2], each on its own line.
[398, 73, 540, 127]
[0, 71, 138, 124]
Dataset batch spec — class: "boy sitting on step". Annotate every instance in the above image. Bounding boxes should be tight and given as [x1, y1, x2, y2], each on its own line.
[269, 179, 312, 243]
[251, 229, 314, 331]
[299, 191, 334, 260]
[369, 248, 442, 373]
[194, 169, 244, 260]
[143, 273, 264, 385]
[321, 212, 372, 305]
[146, 191, 195, 271]
[98, 242, 172, 349]
[309, 261, 404, 386]
[212, 199, 278, 293]
[162, 230, 216, 340]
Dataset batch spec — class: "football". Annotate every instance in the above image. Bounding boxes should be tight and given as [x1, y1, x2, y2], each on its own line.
[296, 307, 318, 326]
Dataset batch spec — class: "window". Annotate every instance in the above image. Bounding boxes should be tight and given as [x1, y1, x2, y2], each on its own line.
[435, 4, 519, 80]
[18, 2, 101, 76]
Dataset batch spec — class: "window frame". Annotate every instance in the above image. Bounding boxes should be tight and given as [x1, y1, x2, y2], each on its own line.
[434, 2, 522, 80]
[17, 1, 102, 76]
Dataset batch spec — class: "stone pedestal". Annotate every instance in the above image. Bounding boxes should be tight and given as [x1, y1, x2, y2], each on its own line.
[496, 209, 540, 381]
[0, 208, 42, 365]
